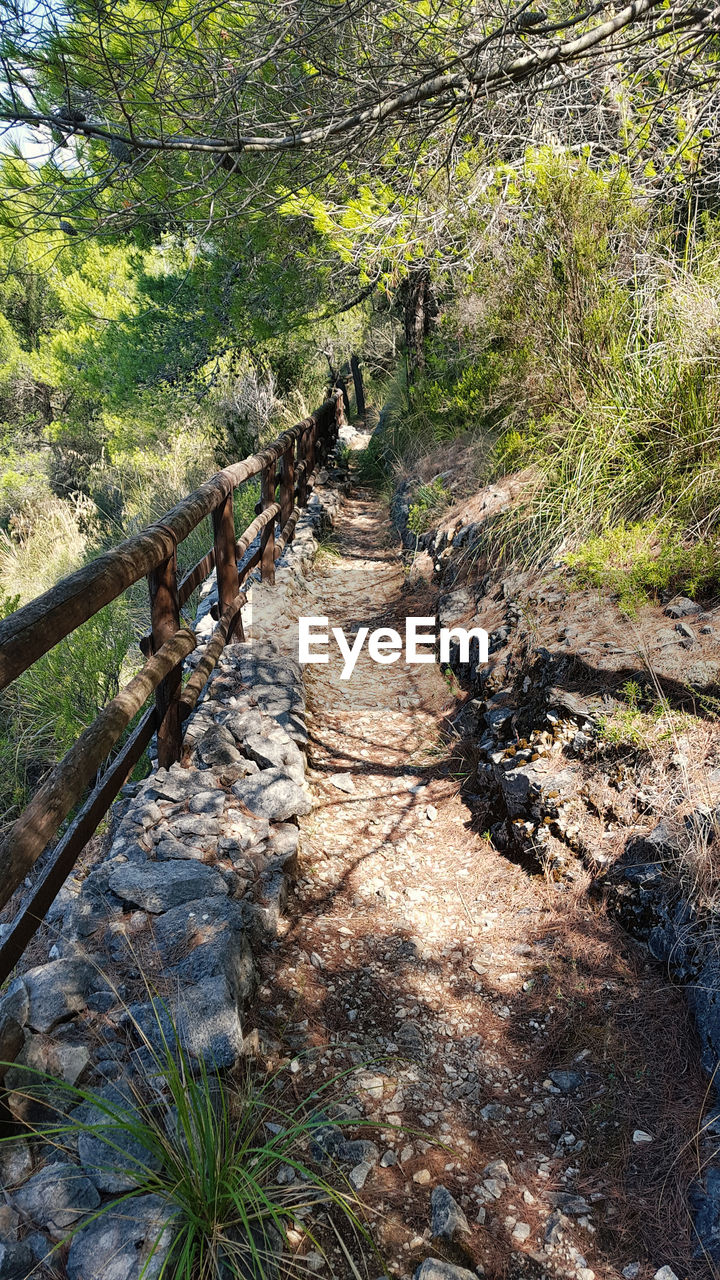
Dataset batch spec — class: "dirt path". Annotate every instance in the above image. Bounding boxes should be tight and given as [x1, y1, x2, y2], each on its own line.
[251, 489, 709, 1280]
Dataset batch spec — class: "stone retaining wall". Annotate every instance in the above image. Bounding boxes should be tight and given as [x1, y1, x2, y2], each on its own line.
[0, 481, 343, 1279]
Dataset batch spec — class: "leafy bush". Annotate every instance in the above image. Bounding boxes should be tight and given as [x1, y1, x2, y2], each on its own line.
[565, 519, 720, 612]
[407, 478, 450, 534]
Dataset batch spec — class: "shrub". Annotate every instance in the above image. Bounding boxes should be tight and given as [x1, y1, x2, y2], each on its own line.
[565, 519, 720, 612]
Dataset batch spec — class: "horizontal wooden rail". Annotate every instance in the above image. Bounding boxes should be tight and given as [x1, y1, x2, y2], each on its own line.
[0, 400, 337, 690]
[0, 385, 346, 976]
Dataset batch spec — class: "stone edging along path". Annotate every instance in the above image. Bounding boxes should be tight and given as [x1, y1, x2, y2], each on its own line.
[0, 481, 343, 1277]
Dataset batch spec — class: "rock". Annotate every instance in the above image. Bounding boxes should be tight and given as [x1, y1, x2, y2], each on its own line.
[13, 1161, 100, 1235]
[0, 1242, 34, 1280]
[188, 791, 225, 816]
[152, 897, 255, 1001]
[380, 1150, 397, 1168]
[511, 1222, 531, 1243]
[108, 860, 228, 913]
[130, 975, 246, 1071]
[148, 767, 216, 803]
[5, 1034, 90, 1093]
[196, 725, 242, 767]
[632, 1129, 653, 1144]
[426, 804, 438, 821]
[23, 959, 97, 1033]
[690, 1166, 720, 1259]
[328, 773, 355, 794]
[0, 1140, 32, 1188]
[244, 732, 305, 785]
[412, 1169, 432, 1185]
[622, 1267, 640, 1280]
[548, 1069, 583, 1094]
[67, 1194, 176, 1280]
[413, 1259, 478, 1280]
[482, 1158, 511, 1186]
[431, 1186, 471, 1241]
[335, 1140, 379, 1166]
[0, 1207, 18, 1244]
[653, 1270, 680, 1280]
[231, 768, 311, 821]
[75, 1084, 163, 1194]
[665, 597, 701, 618]
[349, 1161, 372, 1190]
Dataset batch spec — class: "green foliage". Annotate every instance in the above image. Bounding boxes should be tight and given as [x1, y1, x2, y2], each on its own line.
[565, 519, 720, 612]
[407, 478, 450, 534]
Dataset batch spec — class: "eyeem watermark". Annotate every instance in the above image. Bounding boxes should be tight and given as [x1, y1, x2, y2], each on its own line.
[298, 616, 488, 680]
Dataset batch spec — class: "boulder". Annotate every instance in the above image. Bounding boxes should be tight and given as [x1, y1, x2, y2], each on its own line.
[24, 959, 97, 1033]
[232, 768, 311, 821]
[108, 860, 228, 913]
[13, 1161, 100, 1236]
[152, 897, 256, 1001]
[67, 1194, 176, 1280]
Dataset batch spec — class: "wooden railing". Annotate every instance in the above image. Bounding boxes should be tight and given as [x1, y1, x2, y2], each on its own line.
[0, 390, 344, 980]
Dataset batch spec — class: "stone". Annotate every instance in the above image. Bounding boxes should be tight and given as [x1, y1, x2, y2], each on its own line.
[413, 1169, 432, 1185]
[349, 1161, 372, 1190]
[74, 1083, 163, 1194]
[5, 1035, 90, 1100]
[622, 1267, 640, 1280]
[653, 1270, 680, 1280]
[244, 732, 305, 785]
[67, 1194, 176, 1280]
[152, 897, 255, 1001]
[690, 1166, 720, 1259]
[267, 823, 300, 865]
[380, 1150, 397, 1168]
[335, 1140, 379, 1166]
[548, 1069, 583, 1094]
[413, 1260, 478, 1280]
[148, 767, 216, 803]
[130, 975, 245, 1070]
[0, 1208, 17, 1244]
[196, 725, 242, 767]
[108, 860, 228, 913]
[632, 1129, 653, 1144]
[231, 768, 311, 821]
[665, 597, 701, 618]
[511, 1222, 531, 1243]
[24, 959, 97, 1033]
[482, 1158, 511, 1185]
[431, 1186, 471, 1241]
[188, 790, 225, 816]
[13, 1161, 100, 1235]
[0, 1242, 34, 1280]
[0, 1140, 32, 1189]
[328, 773, 355, 794]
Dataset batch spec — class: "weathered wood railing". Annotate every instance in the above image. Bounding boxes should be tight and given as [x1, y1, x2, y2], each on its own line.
[0, 390, 344, 980]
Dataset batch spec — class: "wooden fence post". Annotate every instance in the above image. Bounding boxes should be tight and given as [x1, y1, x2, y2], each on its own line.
[260, 460, 276, 583]
[280, 442, 294, 528]
[213, 487, 243, 641]
[148, 548, 183, 767]
[297, 430, 308, 508]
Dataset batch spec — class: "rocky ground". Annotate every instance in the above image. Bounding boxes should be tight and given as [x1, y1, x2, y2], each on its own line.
[246, 485, 712, 1280]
